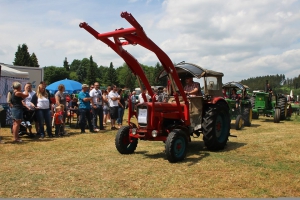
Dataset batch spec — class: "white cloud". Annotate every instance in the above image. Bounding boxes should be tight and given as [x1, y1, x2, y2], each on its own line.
[0, 0, 300, 84]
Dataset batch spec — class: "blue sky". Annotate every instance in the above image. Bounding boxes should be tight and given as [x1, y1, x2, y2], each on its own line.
[1, 0, 300, 83]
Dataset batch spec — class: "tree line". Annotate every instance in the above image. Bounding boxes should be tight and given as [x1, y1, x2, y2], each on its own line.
[12, 44, 300, 95]
[240, 74, 300, 95]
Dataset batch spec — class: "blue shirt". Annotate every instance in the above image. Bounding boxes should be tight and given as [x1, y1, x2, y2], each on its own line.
[78, 91, 91, 109]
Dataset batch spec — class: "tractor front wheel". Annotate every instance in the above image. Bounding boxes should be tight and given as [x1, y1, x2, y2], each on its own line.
[115, 126, 138, 154]
[165, 129, 188, 163]
[274, 108, 281, 123]
[243, 105, 252, 126]
[235, 115, 244, 130]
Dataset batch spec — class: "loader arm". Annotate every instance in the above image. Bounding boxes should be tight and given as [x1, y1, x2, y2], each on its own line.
[79, 11, 190, 124]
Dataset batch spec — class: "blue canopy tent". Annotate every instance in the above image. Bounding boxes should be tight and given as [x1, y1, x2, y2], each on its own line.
[46, 79, 82, 94]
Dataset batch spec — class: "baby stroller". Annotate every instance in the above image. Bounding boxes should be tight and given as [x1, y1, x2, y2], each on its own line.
[19, 107, 36, 138]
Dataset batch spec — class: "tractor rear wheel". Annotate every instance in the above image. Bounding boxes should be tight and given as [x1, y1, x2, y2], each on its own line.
[250, 96, 255, 109]
[243, 104, 252, 126]
[165, 129, 188, 163]
[278, 97, 287, 120]
[235, 115, 244, 130]
[274, 108, 280, 123]
[115, 126, 138, 154]
[202, 102, 230, 151]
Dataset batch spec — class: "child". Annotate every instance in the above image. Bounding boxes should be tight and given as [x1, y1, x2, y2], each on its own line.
[59, 104, 69, 136]
[53, 105, 64, 137]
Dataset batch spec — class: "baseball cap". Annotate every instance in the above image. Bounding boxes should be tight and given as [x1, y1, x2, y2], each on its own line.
[82, 84, 89, 88]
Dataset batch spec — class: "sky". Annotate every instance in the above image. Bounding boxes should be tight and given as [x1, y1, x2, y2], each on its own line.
[1, 0, 300, 83]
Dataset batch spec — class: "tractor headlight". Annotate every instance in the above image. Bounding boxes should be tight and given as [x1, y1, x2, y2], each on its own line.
[152, 130, 158, 137]
[132, 128, 137, 135]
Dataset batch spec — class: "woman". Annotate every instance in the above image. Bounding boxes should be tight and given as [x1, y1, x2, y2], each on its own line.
[31, 84, 53, 139]
[10, 82, 29, 142]
[117, 89, 125, 129]
[55, 84, 67, 135]
[102, 90, 109, 126]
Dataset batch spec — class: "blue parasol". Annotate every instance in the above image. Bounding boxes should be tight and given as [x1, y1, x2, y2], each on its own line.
[46, 79, 82, 94]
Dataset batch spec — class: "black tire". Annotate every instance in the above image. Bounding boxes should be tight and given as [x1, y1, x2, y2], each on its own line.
[252, 112, 259, 119]
[115, 126, 138, 154]
[243, 104, 252, 126]
[278, 97, 287, 120]
[202, 102, 230, 151]
[250, 96, 256, 109]
[235, 115, 244, 130]
[274, 108, 280, 123]
[165, 129, 188, 163]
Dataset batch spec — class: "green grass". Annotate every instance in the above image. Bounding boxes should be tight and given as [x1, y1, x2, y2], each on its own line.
[0, 112, 300, 198]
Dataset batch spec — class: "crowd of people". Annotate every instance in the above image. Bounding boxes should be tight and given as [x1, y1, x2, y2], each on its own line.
[1, 75, 201, 144]
[2, 81, 130, 143]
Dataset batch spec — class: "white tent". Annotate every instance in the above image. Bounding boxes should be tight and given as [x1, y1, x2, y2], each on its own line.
[0, 64, 29, 78]
[0, 64, 30, 104]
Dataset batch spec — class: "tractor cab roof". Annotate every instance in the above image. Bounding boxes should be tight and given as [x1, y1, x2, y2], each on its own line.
[157, 62, 223, 79]
[222, 81, 249, 91]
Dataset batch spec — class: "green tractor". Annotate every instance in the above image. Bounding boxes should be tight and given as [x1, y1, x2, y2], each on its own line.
[222, 82, 252, 130]
[250, 90, 288, 123]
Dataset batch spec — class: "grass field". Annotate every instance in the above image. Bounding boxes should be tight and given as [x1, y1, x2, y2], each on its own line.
[0, 112, 300, 198]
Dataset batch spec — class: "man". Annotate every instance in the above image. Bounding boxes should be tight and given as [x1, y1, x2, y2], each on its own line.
[108, 84, 120, 130]
[78, 84, 97, 133]
[158, 87, 169, 102]
[183, 75, 201, 96]
[22, 82, 37, 136]
[266, 83, 273, 102]
[106, 86, 112, 123]
[138, 88, 151, 103]
[90, 84, 94, 92]
[89, 82, 105, 131]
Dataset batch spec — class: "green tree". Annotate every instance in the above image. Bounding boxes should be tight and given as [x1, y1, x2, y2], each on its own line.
[70, 59, 81, 71]
[13, 44, 31, 66]
[117, 63, 136, 90]
[104, 62, 118, 86]
[153, 62, 167, 86]
[96, 65, 107, 85]
[63, 57, 70, 71]
[86, 55, 98, 85]
[76, 58, 89, 83]
[29, 52, 39, 67]
[69, 71, 79, 82]
[44, 66, 70, 84]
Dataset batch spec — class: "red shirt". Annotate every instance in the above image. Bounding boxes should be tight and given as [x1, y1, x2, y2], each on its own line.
[54, 111, 63, 125]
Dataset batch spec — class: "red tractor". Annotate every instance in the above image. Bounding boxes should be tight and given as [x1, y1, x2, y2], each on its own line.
[80, 12, 231, 162]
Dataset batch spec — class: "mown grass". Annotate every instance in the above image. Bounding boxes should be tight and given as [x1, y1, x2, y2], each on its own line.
[0, 112, 299, 198]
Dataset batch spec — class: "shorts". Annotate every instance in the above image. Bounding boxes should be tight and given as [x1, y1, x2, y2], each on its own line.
[11, 107, 23, 121]
[109, 106, 118, 119]
[103, 105, 109, 115]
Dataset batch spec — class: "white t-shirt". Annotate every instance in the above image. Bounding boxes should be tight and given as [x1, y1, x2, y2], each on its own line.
[108, 91, 120, 107]
[37, 96, 50, 109]
[89, 88, 103, 105]
[23, 90, 36, 108]
[138, 93, 151, 103]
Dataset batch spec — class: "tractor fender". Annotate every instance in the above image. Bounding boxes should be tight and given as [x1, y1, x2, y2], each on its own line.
[208, 98, 229, 109]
